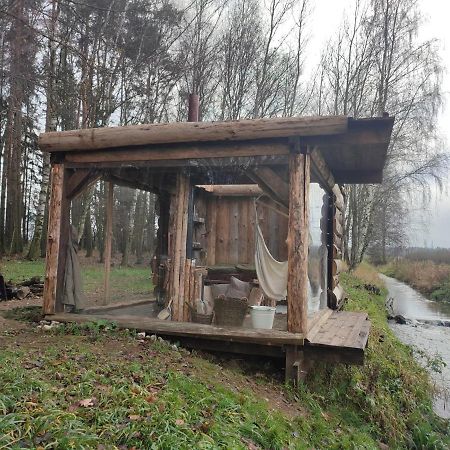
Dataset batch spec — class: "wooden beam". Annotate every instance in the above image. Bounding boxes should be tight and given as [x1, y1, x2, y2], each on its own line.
[39, 116, 349, 152]
[64, 141, 290, 164]
[310, 148, 335, 192]
[250, 166, 289, 207]
[47, 312, 304, 346]
[103, 182, 114, 305]
[256, 196, 289, 218]
[287, 146, 310, 335]
[247, 173, 288, 212]
[64, 154, 289, 169]
[197, 184, 263, 197]
[332, 170, 383, 184]
[66, 169, 101, 200]
[303, 345, 364, 366]
[105, 173, 164, 194]
[43, 163, 64, 314]
[55, 171, 71, 313]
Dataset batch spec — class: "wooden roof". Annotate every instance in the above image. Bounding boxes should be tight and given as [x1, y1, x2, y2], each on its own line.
[39, 115, 394, 184]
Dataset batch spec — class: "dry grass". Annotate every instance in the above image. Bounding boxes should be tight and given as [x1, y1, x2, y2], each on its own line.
[352, 262, 383, 288]
[386, 260, 450, 295]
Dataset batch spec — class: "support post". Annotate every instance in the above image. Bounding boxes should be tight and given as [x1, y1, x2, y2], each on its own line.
[285, 346, 314, 384]
[287, 142, 310, 335]
[43, 163, 64, 314]
[170, 172, 190, 321]
[104, 181, 114, 305]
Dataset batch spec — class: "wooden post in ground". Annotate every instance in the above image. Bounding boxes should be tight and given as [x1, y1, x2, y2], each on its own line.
[103, 181, 114, 305]
[43, 163, 64, 314]
[285, 142, 310, 382]
[286, 142, 310, 335]
[285, 346, 313, 385]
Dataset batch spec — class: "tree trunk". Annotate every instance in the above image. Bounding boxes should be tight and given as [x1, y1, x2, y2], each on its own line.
[27, 153, 51, 259]
[4, 0, 30, 254]
[28, 0, 59, 260]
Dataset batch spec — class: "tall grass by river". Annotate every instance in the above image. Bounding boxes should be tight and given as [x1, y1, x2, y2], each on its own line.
[382, 259, 450, 303]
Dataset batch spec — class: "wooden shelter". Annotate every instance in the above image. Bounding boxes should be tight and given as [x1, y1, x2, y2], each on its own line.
[39, 114, 394, 381]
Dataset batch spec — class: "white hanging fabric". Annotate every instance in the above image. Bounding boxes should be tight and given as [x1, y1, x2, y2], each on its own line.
[254, 222, 288, 301]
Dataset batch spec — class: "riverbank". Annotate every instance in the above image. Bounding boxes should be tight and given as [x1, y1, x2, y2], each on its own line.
[383, 260, 450, 303]
[0, 262, 448, 448]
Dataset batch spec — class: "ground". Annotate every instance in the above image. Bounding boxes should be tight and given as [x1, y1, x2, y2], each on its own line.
[0, 261, 449, 449]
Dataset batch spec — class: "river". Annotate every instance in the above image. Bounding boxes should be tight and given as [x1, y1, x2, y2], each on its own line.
[380, 274, 450, 419]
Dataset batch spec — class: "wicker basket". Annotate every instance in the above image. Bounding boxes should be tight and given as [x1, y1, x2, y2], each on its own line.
[213, 295, 248, 327]
[187, 303, 213, 325]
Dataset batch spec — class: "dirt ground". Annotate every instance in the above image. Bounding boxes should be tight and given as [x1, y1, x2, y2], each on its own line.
[0, 296, 42, 332]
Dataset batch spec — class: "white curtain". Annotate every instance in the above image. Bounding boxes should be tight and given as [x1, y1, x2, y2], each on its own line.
[255, 224, 288, 301]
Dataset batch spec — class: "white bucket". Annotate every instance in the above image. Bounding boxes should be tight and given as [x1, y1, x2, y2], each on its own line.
[250, 306, 276, 330]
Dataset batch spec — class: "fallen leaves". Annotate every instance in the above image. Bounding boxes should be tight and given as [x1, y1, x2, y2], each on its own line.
[68, 397, 98, 411]
[128, 414, 141, 421]
[79, 397, 97, 407]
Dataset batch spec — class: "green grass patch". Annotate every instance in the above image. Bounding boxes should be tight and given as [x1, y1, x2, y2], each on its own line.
[0, 265, 448, 448]
[0, 259, 45, 284]
[0, 336, 298, 449]
[0, 259, 153, 303]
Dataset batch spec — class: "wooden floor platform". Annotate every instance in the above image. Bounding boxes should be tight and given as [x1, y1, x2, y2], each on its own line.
[48, 312, 304, 357]
[47, 308, 370, 364]
[305, 310, 371, 365]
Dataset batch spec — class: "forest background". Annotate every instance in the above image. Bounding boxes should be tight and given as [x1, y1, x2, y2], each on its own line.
[0, 0, 448, 269]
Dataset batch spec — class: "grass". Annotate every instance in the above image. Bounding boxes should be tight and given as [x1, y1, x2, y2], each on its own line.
[0, 263, 449, 448]
[381, 259, 450, 303]
[0, 258, 153, 304]
[0, 333, 300, 449]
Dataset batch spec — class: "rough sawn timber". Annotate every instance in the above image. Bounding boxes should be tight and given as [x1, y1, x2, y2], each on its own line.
[39, 116, 348, 152]
[304, 311, 371, 365]
[47, 313, 304, 346]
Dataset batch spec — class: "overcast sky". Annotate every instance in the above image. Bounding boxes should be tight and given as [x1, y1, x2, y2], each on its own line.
[307, 0, 450, 248]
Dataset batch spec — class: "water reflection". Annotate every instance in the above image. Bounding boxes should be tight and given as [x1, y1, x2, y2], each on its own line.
[380, 274, 450, 321]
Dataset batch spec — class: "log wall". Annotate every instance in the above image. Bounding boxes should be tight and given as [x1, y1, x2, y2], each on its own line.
[328, 185, 346, 309]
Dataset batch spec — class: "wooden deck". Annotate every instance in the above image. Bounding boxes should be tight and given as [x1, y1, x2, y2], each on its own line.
[305, 310, 371, 365]
[48, 313, 304, 357]
[47, 308, 370, 365]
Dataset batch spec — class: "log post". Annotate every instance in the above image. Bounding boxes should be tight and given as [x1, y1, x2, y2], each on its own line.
[170, 172, 190, 321]
[55, 173, 71, 313]
[287, 143, 310, 335]
[103, 181, 114, 305]
[43, 163, 64, 314]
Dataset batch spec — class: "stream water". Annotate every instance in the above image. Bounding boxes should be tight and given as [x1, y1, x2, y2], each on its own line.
[380, 274, 450, 419]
